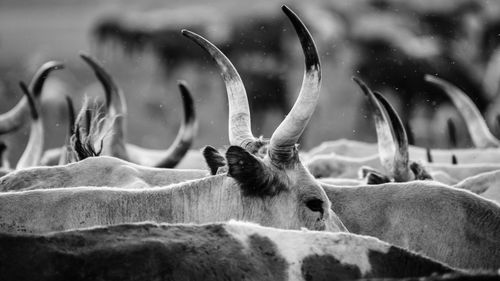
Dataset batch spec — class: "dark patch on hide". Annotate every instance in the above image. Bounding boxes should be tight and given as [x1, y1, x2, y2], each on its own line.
[301, 254, 362, 281]
[202, 145, 226, 175]
[366, 246, 454, 278]
[0, 223, 288, 281]
[226, 145, 287, 196]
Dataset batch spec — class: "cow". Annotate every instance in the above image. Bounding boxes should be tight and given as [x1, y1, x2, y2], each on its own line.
[202, 142, 500, 269]
[0, 5, 347, 235]
[0, 155, 209, 191]
[322, 180, 500, 269]
[40, 54, 199, 169]
[454, 170, 500, 203]
[305, 78, 500, 183]
[0, 220, 458, 281]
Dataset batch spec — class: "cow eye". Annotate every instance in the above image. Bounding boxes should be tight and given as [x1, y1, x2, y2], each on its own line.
[306, 199, 324, 213]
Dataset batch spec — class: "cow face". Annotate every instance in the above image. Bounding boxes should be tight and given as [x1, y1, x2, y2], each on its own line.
[224, 145, 346, 232]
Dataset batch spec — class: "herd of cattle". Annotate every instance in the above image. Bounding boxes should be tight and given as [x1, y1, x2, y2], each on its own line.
[0, 4, 500, 281]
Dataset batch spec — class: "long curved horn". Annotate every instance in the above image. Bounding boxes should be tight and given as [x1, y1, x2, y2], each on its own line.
[0, 61, 63, 134]
[58, 95, 77, 165]
[154, 81, 198, 168]
[425, 75, 500, 148]
[80, 53, 129, 160]
[268, 5, 321, 162]
[0, 142, 9, 170]
[16, 82, 43, 169]
[182, 30, 255, 149]
[353, 77, 395, 177]
[404, 121, 415, 145]
[79, 53, 126, 114]
[374, 92, 413, 182]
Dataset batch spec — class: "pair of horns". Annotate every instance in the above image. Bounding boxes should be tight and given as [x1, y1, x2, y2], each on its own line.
[0, 61, 63, 134]
[15, 81, 43, 169]
[79, 53, 197, 168]
[353, 77, 412, 182]
[182, 5, 320, 163]
[425, 75, 500, 149]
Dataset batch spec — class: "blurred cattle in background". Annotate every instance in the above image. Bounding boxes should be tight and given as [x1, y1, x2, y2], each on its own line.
[91, 0, 500, 149]
[3, 0, 500, 165]
[92, 4, 330, 146]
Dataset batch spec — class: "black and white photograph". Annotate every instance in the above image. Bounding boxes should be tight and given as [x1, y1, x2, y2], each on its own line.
[0, 0, 499, 280]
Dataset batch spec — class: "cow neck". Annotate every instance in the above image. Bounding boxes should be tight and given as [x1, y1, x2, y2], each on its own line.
[149, 174, 249, 224]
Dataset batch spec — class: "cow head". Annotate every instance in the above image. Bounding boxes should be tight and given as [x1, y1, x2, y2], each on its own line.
[185, 6, 346, 232]
[353, 77, 432, 183]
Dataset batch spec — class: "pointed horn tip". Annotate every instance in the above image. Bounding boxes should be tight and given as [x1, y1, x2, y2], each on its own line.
[181, 29, 194, 37]
[78, 52, 94, 64]
[281, 5, 292, 13]
[177, 80, 192, 100]
[425, 75, 454, 92]
[41, 61, 64, 70]
[64, 94, 72, 102]
[79, 52, 92, 60]
[424, 74, 441, 84]
[181, 30, 210, 47]
[19, 81, 28, 91]
[281, 5, 301, 23]
[79, 53, 98, 66]
[19, 81, 39, 120]
[176, 80, 188, 88]
[352, 77, 371, 96]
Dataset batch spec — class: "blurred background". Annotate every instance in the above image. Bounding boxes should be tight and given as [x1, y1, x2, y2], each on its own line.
[2, 0, 500, 165]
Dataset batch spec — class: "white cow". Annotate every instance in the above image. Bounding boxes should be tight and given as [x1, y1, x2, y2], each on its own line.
[0, 5, 347, 235]
[324, 181, 500, 269]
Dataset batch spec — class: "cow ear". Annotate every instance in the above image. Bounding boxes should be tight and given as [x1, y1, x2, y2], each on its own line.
[366, 172, 391, 185]
[202, 146, 226, 175]
[409, 162, 433, 180]
[359, 166, 391, 184]
[226, 146, 284, 196]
